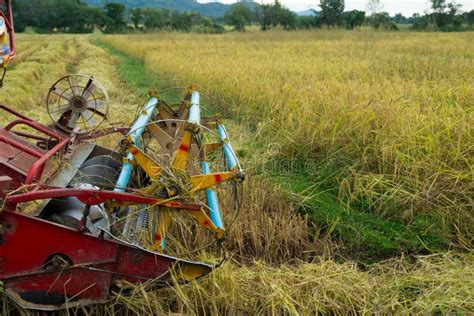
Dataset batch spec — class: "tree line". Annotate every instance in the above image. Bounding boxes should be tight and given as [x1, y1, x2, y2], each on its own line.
[225, 0, 474, 32]
[11, 0, 474, 34]
[12, 0, 224, 33]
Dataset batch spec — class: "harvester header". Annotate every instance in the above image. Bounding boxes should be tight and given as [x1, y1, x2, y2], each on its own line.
[0, 75, 243, 310]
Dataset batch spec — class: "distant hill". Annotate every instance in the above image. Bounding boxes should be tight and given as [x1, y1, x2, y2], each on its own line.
[84, 0, 260, 17]
[296, 9, 318, 16]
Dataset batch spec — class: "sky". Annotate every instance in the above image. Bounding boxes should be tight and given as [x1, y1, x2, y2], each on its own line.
[198, 0, 474, 16]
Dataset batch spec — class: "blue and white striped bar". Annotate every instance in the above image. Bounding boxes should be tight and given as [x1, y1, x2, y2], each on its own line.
[114, 97, 159, 192]
[188, 91, 201, 125]
[217, 123, 240, 171]
[201, 161, 224, 229]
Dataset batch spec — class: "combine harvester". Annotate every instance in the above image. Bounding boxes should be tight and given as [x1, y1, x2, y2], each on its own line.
[0, 1, 244, 311]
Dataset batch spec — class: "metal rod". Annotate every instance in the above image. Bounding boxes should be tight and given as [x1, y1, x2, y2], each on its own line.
[189, 92, 224, 229]
[5, 188, 202, 210]
[12, 130, 49, 141]
[4, 119, 65, 140]
[114, 97, 159, 192]
[217, 123, 239, 171]
[25, 137, 70, 184]
[114, 161, 133, 193]
[201, 161, 224, 229]
[0, 135, 43, 158]
[188, 92, 200, 125]
[0, 104, 33, 122]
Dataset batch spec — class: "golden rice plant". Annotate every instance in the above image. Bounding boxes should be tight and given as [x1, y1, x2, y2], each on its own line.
[29, 252, 467, 315]
[1, 33, 473, 315]
[2, 35, 79, 119]
[102, 30, 474, 245]
[0, 35, 142, 148]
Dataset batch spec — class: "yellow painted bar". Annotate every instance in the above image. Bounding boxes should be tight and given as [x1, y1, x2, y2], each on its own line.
[186, 209, 224, 239]
[190, 170, 236, 193]
[172, 130, 192, 171]
[127, 139, 162, 180]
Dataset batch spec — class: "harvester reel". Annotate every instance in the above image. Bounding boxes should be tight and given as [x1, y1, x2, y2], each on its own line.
[115, 88, 244, 255]
[46, 74, 109, 134]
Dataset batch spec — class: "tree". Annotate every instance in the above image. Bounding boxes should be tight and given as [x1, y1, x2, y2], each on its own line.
[280, 7, 297, 30]
[196, 17, 225, 34]
[368, 12, 398, 30]
[45, 0, 89, 32]
[129, 8, 143, 30]
[431, 0, 447, 13]
[393, 13, 409, 24]
[465, 10, 474, 26]
[319, 0, 345, 26]
[104, 3, 127, 32]
[256, 1, 297, 31]
[257, 4, 273, 31]
[410, 13, 429, 30]
[297, 13, 322, 29]
[13, 0, 94, 33]
[224, 3, 253, 31]
[84, 6, 109, 31]
[143, 8, 169, 30]
[270, 0, 283, 27]
[169, 11, 199, 31]
[367, 0, 383, 16]
[344, 10, 365, 29]
[429, 0, 463, 30]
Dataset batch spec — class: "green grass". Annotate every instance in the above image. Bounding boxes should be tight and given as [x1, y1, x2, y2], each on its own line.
[95, 39, 161, 97]
[96, 38, 214, 113]
[274, 172, 450, 264]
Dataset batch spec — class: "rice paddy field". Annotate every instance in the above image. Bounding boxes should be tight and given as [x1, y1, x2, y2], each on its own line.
[1, 31, 473, 314]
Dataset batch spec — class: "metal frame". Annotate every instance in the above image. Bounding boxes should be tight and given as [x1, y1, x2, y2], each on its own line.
[0, 105, 129, 186]
[5, 187, 202, 211]
[0, 101, 216, 310]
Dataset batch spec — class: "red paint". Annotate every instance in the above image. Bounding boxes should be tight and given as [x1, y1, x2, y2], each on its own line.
[0, 103, 214, 309]
[6, 188, 202, 211]
[0, 106, 69, 185]
[214, 174, 222, 183]
[0, 135, 43, 158]
[155, 234, 162, 241]
[179, 144, 189, 152]
[0, 104, 34, 122]
[25, 138, 69, 184]
[0, 210, 211, 309]
[5, 119, 65, 140]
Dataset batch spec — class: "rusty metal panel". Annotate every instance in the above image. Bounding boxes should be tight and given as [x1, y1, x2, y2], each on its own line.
[0, 162, 24, 191]
[0, 210, 212, 310]
[0, 127, 54, 183]
[0, 175, 11, 196]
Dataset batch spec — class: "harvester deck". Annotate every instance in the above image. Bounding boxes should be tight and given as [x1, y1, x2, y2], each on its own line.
[0, 76, 243, 310]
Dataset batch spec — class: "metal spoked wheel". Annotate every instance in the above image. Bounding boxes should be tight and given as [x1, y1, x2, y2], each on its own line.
[46, 74, 109, 134]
